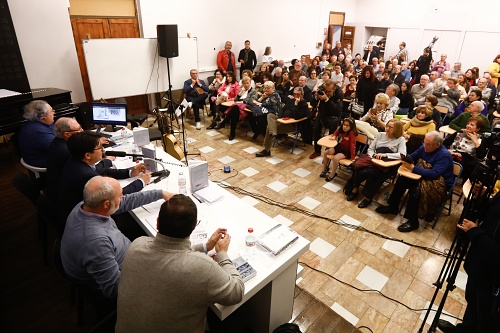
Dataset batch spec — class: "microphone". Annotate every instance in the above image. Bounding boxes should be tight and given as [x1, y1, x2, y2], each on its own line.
[105, 150, 145, 160]
[152, 169, 171, 183]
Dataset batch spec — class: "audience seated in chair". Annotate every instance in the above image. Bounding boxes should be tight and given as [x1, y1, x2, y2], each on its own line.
[449, 101, 490, 134]
[404, 105, 436, 154]
[182, 69, 209, 130]
[208, 71, 240, 129]
[357, 93, 394, 139]
[432, 77, 461, 112]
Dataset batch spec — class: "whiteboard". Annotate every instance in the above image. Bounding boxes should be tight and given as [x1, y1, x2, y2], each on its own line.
[83, 37, 198, 100]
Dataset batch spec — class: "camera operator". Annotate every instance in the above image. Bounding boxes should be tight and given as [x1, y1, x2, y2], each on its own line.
[438, 169, 500, 332]
[308, 79, 344, 159]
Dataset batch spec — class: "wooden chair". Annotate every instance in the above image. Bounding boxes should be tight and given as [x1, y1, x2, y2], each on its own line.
[435, 105, 448, 126]
[336, 133, 369, 178]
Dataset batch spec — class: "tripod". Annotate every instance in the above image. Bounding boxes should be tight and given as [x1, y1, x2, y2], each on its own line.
[419, 162, 498, 332]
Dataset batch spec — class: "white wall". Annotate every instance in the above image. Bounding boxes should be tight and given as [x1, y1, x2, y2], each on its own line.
[137, 0, 357, 74]
[8, 0, 85, 103]
[354, 0, 500, 73]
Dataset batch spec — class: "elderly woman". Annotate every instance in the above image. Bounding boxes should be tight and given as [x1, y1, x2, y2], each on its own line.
[214, 76, 257, 141]
[404, 105, 436, 154]
[306, 68, 320, 91]
[449, 101, 490, 134]
[247, 81, 281, 140]
[356, 93, 393, 139]
[18, 100, 55, 168]
[444, 116, 486, 181]
[239, 69, 255, 89]
[345, 119, 406, 208]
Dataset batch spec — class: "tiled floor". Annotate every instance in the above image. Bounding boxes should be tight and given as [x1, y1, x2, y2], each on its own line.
[153, 114, 467, 333]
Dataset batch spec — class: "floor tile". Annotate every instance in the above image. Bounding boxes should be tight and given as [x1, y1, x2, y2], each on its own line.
[240, 196, 259, 206]
[339, 214, 362, 232]
[218, 156, 235, 164]
[419, 301, 458, 326]
[310, 237, 336, 258]
[241, 167, 259, 177]
[267, 180, 288, 192]
[274, 214, 294, 227]
[265, 156, 283, 165]
[382, 239, 411, 258]
[185, 138, 197, 143]
[330, 302, 359, 326]
[199, 146, 214, 153]
[297, 196, 321, 210]
[292, 148, 305, 155]
[243, 147, 260, 154]
[206, 130, 221, 137]
[293, 168, 311, 177]
[322, 182, 342, 192]
[223, 139, 239, 144]
[313, 156, 323, 164]
[455, 271, 468, 291]
[356, 265, 389, 291]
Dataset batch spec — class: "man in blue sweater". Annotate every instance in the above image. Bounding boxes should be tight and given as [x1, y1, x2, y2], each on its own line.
[376, 131, 454, 232]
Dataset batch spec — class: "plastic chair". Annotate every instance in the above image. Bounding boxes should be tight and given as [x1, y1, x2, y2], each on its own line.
[20, 158, 47, 180]
[432, 162, 463, 228]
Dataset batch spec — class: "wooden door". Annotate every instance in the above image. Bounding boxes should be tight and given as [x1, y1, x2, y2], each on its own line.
[71, 18, 110, 103]
[342, 26, 355, 49]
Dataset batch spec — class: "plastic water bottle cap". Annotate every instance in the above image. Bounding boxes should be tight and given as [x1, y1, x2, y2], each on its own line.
[248, 228, 253, 233]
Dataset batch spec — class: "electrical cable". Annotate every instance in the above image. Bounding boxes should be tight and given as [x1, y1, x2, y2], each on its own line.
[299, 261, 462, 322]
[145, 43, 159, 94]
[214, 183, 449, 258]
[357, 326, 374, 333]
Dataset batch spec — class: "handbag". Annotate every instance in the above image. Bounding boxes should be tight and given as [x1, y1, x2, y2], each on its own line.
[352, 154, 374, 170]
[348, 100, 364, 116]
[195, 87, 205, 95]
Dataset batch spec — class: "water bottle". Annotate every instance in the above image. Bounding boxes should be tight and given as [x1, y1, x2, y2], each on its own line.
[121, 127, 127, 140]
[244, 228, 256, 261]
[178, 172, 187, 195]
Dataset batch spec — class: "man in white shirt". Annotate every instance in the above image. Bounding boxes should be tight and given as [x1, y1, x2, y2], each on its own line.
[385, 84, 401, 115]
[411, 75, 433, 103]
[330, 63, 344, 88]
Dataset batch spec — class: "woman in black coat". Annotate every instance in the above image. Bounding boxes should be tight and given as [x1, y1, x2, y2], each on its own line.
[355, 66, 379, 116]
[415, 47, 433, 83]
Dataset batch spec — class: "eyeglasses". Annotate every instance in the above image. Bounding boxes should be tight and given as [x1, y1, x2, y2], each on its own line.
[64, 127, 82, 133]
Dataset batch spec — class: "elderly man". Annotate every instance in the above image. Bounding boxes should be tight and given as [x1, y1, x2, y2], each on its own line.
[411, 75, 433, 103]
[376, 131, 454, 232]
[256, 87, 309, 157]
[289, 61, 306, 87]
[371, 57, 380, 72]
[289, 75, 313, 102]
[384, 84, 401, 115]
[183, 69, 209, 130]
[216, 41, 236, 74]
[319, 54, 329, 72]
[433, 70, 450, 90]
[390, 65, 405, 86]
[449, 101, 490, 134]
[309, 79, 344, 159]
[331, 41, 345, 57]
[363, 44, 377, 65]
[431, 54, 450, 77]
[450, 62, 463, 78]
[116, 194, 244, 332]
[61, 176, 174, 300]
[300, 55, 309, 73]
[475, 78, 493, 106]
[433, 77, 461, 111]
[18, 100, 55, 168]
[57, 132, 151, 229]
[395, 42, 408, 64]
[401, 61, 411, 81]
[237, 40, 257, 79]
[429, 71, 439, 87]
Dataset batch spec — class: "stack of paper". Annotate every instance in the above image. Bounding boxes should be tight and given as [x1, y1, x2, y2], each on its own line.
[192, 185, 224, 204]
[257, 224, 299, 256]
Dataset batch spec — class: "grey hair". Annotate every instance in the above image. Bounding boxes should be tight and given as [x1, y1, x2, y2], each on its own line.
[425, 131, 443, 146]
[263, 81, 275, 90]
[23, 100, 51, 121]
[54, 117, 75, 138]
[389, 84, 400, 95]
[83, 176, 116, 209]
[293, 87, 304, 95]
[275, 67, 282, 73]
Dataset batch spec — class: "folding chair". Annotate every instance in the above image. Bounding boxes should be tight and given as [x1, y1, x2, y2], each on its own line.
[432, 162, 463, 228]
[273, 117, 308, 153]
[335, 133, 369, 180]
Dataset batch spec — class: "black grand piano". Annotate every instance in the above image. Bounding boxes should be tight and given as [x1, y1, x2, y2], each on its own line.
[0, 88, 79, 136]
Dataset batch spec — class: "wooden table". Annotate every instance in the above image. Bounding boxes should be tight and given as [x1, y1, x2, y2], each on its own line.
[372, 159, 401, 168]
[397, 165, 421, 180]
[276, 117, 307, 125]
[221, 100, 252, 112]
[317, 136, 338, 148]
[493, 111, 500, 118]
[439, 125, 456, 136]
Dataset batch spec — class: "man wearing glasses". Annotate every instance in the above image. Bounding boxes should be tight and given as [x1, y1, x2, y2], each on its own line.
[376, 131, 454, 232]
[56, 132, 151, 230]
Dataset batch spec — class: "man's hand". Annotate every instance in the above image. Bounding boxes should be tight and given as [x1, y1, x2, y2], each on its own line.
[240, 59, 244, 64]
[140, 172, 152, 184]
[402, 161, 414, 172]
[99, 137, 110, 145]
[162, 191, 175, 201]
[130, 163, 147, 177]
[457, 218, 478, 232]
[215, 232, 231, 253]
[206, 228, 227, 251]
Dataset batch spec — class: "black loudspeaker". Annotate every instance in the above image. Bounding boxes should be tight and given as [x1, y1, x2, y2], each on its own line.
[157, 25, 178, 58]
